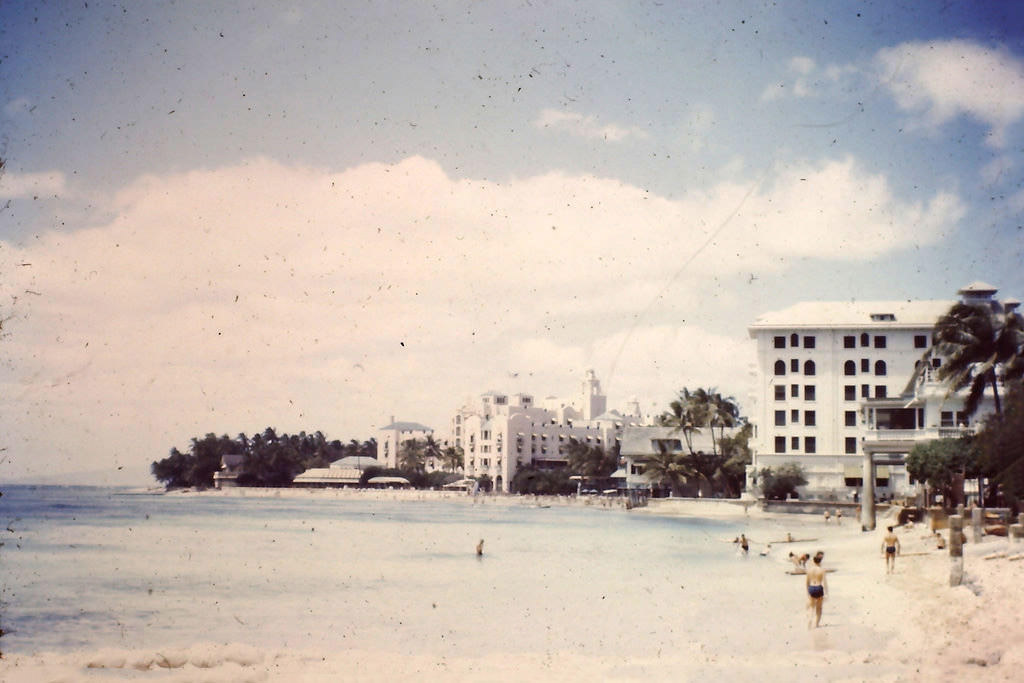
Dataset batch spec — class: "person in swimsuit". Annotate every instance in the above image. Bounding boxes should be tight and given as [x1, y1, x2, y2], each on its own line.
[805, 552, 828, 628]
[881, 526, 900, 573]
[739, 534, 749, 556]
[476, 539, 484, 556]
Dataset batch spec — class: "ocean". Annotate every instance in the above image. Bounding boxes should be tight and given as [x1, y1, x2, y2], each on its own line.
[0, 486, 804, 667]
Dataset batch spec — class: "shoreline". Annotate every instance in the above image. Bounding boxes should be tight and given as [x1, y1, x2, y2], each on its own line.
[3, 492, 1022, 681]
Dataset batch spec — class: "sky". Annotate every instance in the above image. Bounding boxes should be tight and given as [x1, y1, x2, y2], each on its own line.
[1, 1, 1022, 485]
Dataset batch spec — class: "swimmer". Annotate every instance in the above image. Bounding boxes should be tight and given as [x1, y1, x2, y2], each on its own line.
[805, 552, 828, 628]
[881, 526, 900, 573]
[476, 539, 484, 556]
[739, 534, 749, 556]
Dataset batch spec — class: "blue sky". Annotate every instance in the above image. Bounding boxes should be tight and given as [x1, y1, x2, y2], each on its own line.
[1, 1, 1022, 484]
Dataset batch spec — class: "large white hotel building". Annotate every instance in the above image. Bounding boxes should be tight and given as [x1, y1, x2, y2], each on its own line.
[451, 370, 647, 493]
[747, 282, 1016, 499]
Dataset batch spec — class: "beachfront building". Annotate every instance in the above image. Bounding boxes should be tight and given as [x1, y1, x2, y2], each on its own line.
[377, 417, 436, 469]
[451, 370, 648, 493]
[292, 455, 381, 488]
[618, 425, 740, 496]
[747, 282, 1014, 500]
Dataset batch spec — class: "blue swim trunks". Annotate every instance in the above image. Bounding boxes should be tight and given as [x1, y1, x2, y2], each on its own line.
[807, 585, 824, 599]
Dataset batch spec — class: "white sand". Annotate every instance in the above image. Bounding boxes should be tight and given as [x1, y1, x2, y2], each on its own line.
[3, 497, 1022, 682]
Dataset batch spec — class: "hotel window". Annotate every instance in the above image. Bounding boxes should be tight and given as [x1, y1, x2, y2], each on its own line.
[914, 334, 928, 348]
[775, 436, 786, 454]
[845, 437, 857, 454]
[790, 333, 799, 347]
[774, 336, 786, 349]
[774, 360, 786, 376]
[844, 360, 856, 375]
[804, 385, 816, 401]
[805, 437, 816, 454]
[874, 335, 887, 349]
[774, 386, 786, 400]
[875, 360, 887, 376]
[845, 410, 857, 427]
[791, 409, 799, 423]
[791, 436, 800, 450]
[875, 385, 887, 398]
[791, 384, 799, 398]
[861, 384, 870, 398]
[791, 358, 799, 372]
[845, 385, 856, 400]
[861, 333, 870, 347]
[844, 335, 856, 349]
[805, 410, 816, 426]
[775, 410, 786, 426]
[940, 411, 967, 427]
[804, 360, 816, 376]
[861, 358, 869, 372]
[803, 336, 816, 349]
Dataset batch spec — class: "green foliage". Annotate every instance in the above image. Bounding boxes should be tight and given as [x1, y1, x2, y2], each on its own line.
[564, 439, 618, 479]
[510, 466, 575, 495]
[970, 383, 1024, 507]
[151, 429, 377, 488]
[642, 443, 694, 497]
[906, 438, 970, 506]
[656, 387, 748, 497]
[716, 423, 753, 497]
[759, 463, 807, 501]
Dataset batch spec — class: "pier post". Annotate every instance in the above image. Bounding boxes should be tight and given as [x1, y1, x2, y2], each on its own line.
[971, 507, 983, 543]
[949, 515, 964, 586]
[861, 453, 875, 531]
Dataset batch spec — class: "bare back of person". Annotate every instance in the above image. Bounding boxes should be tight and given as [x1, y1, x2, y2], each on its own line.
[805, 557, 828, 628]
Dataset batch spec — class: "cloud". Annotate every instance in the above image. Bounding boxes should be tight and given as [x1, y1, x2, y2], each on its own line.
[875, 40, 1024, 148]
[534, 108, 649, 142]
[0, 170, 67, 198]
[0, 155, 964, 480]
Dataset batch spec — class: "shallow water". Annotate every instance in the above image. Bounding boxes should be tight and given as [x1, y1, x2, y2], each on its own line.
[1, 486, 802, 660]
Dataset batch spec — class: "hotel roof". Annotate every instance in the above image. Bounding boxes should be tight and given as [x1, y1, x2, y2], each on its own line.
[749, 299, 953, 332]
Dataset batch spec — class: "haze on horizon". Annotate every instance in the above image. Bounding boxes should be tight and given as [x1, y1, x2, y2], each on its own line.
[1, 1, 1022, 486]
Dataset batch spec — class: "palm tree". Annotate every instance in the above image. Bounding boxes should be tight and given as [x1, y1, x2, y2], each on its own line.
[932, 301, 1024, 417]
[658, 390, 702, 454]
[642, 442, 694, 497]
[398, 439, 426, 472]
[441, 445, 464, 473]
[423, 435, 443, 471]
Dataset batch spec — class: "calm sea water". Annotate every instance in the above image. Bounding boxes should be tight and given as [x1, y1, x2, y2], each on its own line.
[0, 486, 794, 660]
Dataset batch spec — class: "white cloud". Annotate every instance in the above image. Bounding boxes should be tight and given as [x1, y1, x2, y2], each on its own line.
[0, 170, 67, 198]
[876, 40, 1024, 148]
[534, 108, 649, 142]
[0, 155, 964, 481]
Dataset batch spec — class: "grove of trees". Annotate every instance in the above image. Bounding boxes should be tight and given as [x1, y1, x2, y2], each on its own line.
[151, 428, 377, 488]
[646, 387, 751, 498]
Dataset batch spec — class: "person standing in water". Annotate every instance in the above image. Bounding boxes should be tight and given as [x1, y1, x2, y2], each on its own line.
[805, 552, 828, 628]
[476, 539, 484, 556]
[881, 526, 900, 573]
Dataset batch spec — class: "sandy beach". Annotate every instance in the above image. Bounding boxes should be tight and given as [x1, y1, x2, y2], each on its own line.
[2, 494, 1022, 682]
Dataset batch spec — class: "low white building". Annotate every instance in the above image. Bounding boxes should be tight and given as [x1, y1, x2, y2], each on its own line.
[451, 370, 649, 492]
[619, 425, 741, 495]
[747, 282, 1016, 500]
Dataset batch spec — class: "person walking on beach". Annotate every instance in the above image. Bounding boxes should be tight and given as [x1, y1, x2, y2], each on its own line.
[882, 526, 900, 573]
[805, 552, 828, 628]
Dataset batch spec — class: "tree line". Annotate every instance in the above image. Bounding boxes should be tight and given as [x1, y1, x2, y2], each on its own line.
[151, 428, 377, 488]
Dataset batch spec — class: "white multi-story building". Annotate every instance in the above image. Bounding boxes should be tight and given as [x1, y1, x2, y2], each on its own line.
[747, 282, 1015, 499]
[452, 370, 648, 492]
[377, 417, 435, 469]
